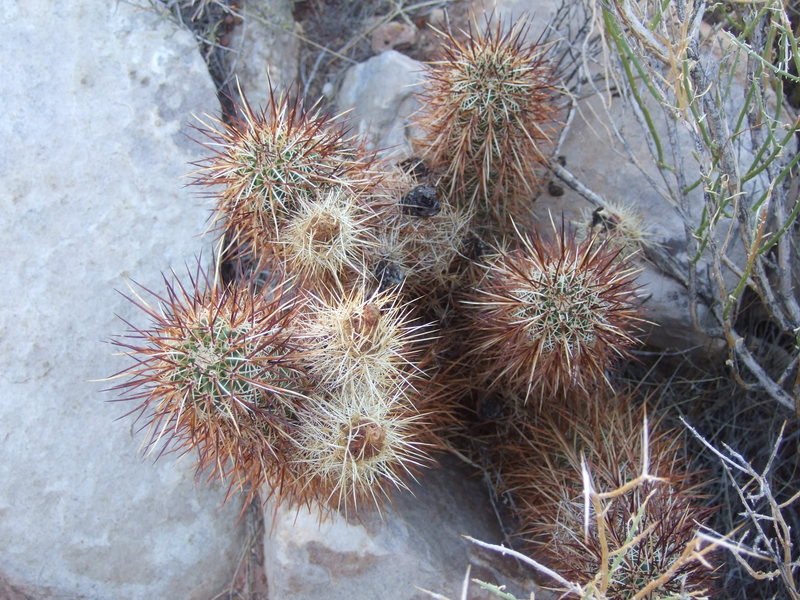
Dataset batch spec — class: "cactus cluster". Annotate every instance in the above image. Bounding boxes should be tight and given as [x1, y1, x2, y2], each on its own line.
[409, 16, 716, 596]
[110, 89, 452, 514]
[197, 93, 385, 283]
[107, 14, 716, 592]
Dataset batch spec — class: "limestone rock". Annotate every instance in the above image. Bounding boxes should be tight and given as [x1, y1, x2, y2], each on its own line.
[230, 0, 300, 107]
[371, 21, 418, 53]
[262, 457, 541, 600]
[337, 50, 425, 161]
[0, 2, 244, 598]
[477, 0, 562, 36]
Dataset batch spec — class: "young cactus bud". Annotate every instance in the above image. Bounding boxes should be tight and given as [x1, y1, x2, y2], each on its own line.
[289, 386, 433, 513]
[585, 200, 657, 257]
[415, 18, 561, 218]
[297, 285, 432, 395]
[461, 224, 644, 403]
[279, 187, 380, 288]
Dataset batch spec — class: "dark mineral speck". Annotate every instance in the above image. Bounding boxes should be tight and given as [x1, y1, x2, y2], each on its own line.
[547, 181, 564, 197]
[375, 260, 405, 290]
[400, 185, 440, 218]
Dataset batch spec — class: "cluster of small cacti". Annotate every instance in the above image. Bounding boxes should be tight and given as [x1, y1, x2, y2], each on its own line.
[110, 91, 450, 514]
[410, 18, 716, 596]
[107, 12, 716, 594]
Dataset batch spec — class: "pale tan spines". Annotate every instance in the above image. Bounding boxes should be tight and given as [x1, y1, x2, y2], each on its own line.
[278, 187, 381, 289]
[295, 284, 432, 396]
[288, 386, 435, 514]
[374, 164, 475, 300]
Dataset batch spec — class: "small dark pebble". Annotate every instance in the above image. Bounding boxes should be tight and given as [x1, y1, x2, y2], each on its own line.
[375, 260, 405, 290]
[547, 181, 564, 196]
[400, 185, 440, 218]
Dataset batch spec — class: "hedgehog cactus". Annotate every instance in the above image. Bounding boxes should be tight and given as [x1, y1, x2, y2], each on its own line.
[296, 284, 431, 393]
[109, 264, 446, 513]
[193, 90, 381, 273]
[105, 12, 674, 541]
[461, 224, 644, 404]
[107, 266, 306, 501]
[291, 386, 433, 512]
[496, 394, 717, 598]
[280, 187, 380, 287]
[415, 18, 561, 221]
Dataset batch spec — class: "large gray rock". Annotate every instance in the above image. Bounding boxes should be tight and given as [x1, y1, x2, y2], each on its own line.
[0, 2, 244, 598]
[230, 0, 300, 107]
[478, 0, 561, 36]
[262, 456, 541, 600]
[337, 50, 425, 160]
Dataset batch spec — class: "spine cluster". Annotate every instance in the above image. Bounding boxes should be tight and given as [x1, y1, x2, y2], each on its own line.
[460, 226, 644, 404]
[415, 20, 560, 227]
[107, 15, 716, 594]
[495, 392, 716, 598]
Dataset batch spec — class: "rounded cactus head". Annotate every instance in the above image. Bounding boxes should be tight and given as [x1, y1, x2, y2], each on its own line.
[279, 187, 380, 288]
[107, 264, 306, 500]
[192, 88, 378, 263]
[461, 223, 644, 403]
[415, 18, 561, 218]
[289, 386, 433, 513]
[496, 393, 717, 598]
[297, 284, 432, 395]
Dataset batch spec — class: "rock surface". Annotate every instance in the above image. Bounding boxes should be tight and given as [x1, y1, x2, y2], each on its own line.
[478, 0, 562, 35]
[0, 2, 244, 598]
[371, 21, 418, 53]
[230, 0, 300, 107]
[262, 456, 542, 600]
[337, 50, 425, 160]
